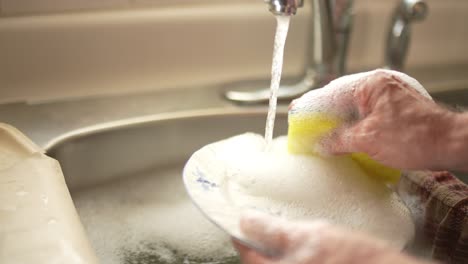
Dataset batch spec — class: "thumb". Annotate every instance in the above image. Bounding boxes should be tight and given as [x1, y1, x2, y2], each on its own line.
[240, 211, 293, 254]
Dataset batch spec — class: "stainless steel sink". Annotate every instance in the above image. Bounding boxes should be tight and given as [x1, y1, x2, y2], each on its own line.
[46, 110, 288, 264]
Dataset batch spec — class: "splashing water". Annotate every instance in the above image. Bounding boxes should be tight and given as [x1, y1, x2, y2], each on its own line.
[264, 15, 291, 149]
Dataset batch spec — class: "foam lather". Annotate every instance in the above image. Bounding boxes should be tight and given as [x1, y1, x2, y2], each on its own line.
[184, 133, 416, 251]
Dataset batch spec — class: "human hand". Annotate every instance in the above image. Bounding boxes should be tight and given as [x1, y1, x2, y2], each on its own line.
[290, 69, 456, 170]
[234, 212, 428, 264]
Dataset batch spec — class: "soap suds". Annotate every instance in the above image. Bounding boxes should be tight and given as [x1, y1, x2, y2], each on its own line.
[289, 69, 432, 122]
[73, 165, 236, 264]
[207, 133, 414, 248]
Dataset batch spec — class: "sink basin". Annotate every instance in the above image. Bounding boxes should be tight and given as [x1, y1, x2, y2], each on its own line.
[46, 110, 288, 264]
[41, 88, 468, 264]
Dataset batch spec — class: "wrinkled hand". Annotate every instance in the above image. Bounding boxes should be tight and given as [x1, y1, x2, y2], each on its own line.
[291, 69, 457, 170]
[234, 212, 428, 264]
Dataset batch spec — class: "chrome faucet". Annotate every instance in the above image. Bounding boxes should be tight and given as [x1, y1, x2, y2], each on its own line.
[266, 0, 305, 15]
[224, 0, 353, 104]
[386, 0, 428, 71]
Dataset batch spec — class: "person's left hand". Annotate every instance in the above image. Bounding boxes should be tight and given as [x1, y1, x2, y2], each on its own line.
[234, 212, 428, 264]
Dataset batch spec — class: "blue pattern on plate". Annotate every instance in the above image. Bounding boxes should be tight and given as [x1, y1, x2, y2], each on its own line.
[195, 167, 218, 191]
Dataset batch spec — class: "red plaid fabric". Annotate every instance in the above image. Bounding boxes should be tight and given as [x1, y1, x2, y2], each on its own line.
[398, 171, 468, 264]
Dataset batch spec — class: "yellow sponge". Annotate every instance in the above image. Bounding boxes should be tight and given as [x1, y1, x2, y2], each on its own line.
[288, 113, 400, 184]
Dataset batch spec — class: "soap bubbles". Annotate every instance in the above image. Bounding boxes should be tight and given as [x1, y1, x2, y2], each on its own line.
[289, 69, 431, 122]
[188, 133, 415, 250]
[73, 166, 236, 264]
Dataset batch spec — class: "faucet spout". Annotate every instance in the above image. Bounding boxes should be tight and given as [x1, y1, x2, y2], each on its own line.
[386, 0, 428, 71]
[265, 0, 305, 16]
[224, 0, 353, 104]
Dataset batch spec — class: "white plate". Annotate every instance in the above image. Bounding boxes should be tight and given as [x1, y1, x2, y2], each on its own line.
[183, 133, 415, 254]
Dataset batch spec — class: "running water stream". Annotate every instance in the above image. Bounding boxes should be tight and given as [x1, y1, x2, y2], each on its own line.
[264, 15, 291, 149]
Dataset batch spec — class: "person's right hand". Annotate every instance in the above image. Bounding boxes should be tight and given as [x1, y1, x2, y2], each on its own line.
[291, 69, 462, 171]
